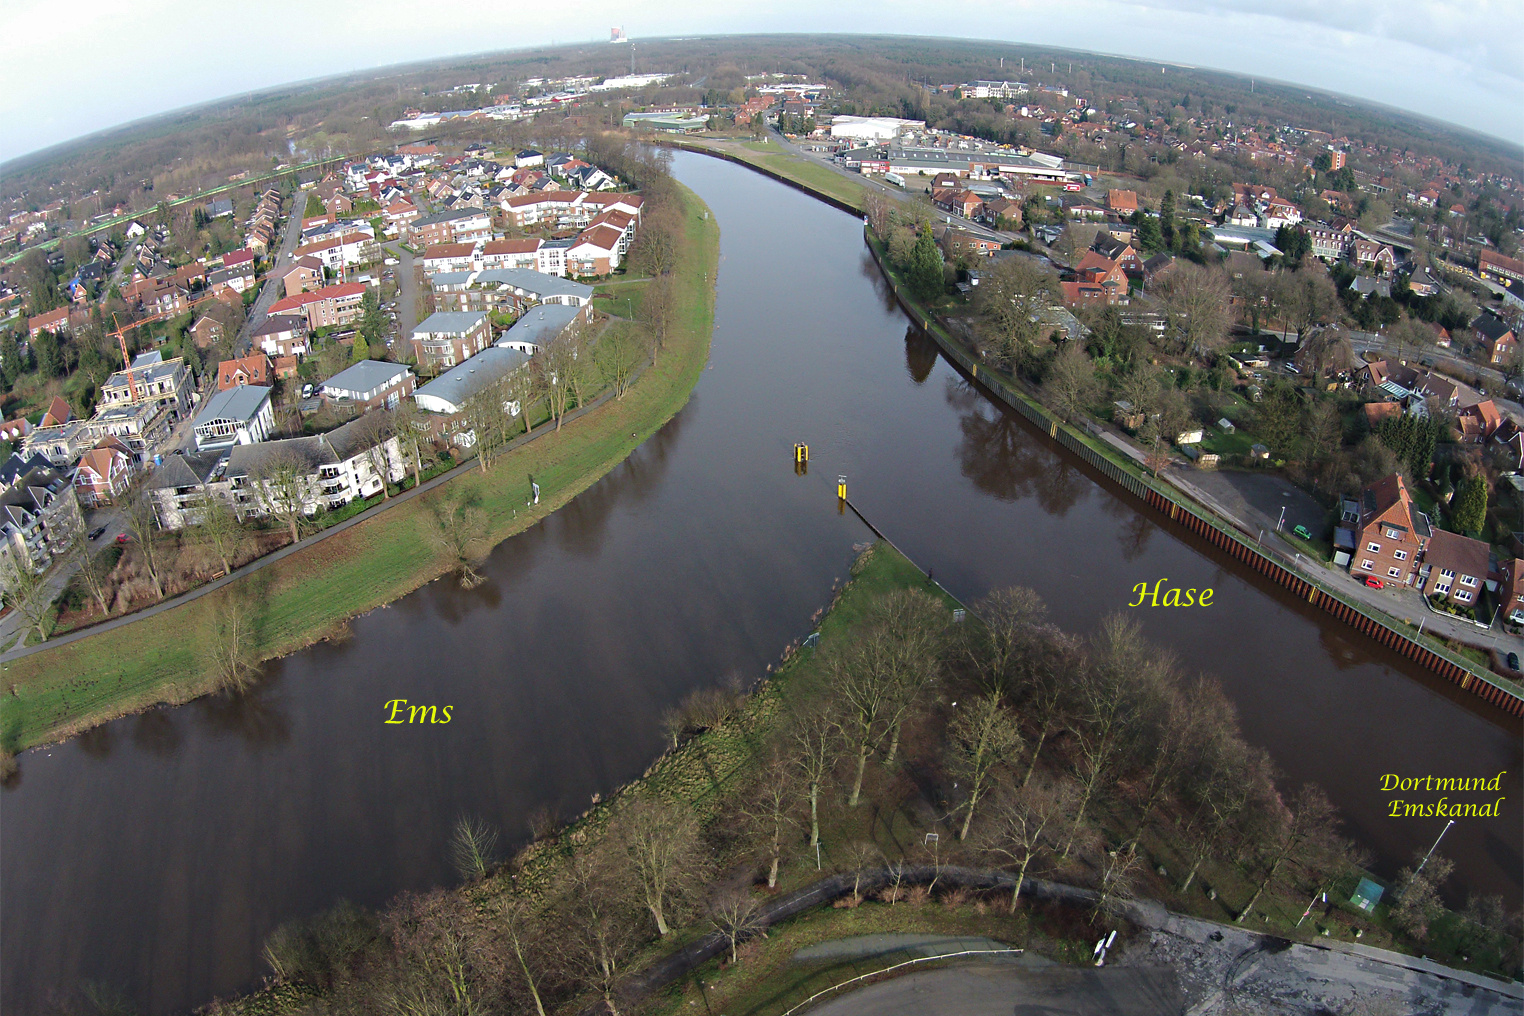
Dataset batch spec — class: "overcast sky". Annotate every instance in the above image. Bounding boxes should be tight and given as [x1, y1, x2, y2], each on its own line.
[2, 0, 1520, 160]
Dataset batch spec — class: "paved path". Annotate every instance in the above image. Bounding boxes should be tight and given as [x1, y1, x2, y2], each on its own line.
[806, 963, 1182, 1016]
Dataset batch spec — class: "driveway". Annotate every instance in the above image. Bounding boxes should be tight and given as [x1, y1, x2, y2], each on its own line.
[235, 192, 307, 353]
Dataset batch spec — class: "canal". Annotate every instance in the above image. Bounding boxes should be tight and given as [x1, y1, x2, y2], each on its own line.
[2, 151, 1519, 1014]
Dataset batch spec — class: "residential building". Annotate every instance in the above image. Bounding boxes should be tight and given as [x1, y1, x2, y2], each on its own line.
[410, 310, 491, 370]
[99, 352, 194, 420]
[267, 282, 367, 329]
[28, 306, 72, 338]
[0, 464, 83, 583]
[192, 386, 275, 451]
[494, 303, 588, 353]
[292, 232, 379, 273]
[408, 207, 493, 246]
[190, 315, 224, 349]
[151, 418, 403, 529]
[23, 420, 93, 467]
[1350, 474, 1431, 586]
[1092, 235, 1143, 274]
[932, 188, 983, 218]
[1418, 530, 1491, 608]
[430, 268, 593, 316]
[281, 256, 325, 297]
[1106, 189, 1139, 214]
[565, 224, 624, 276]
[1471, 313, 1516, 365]
[0, 418, 32, 444]
[413, 347, 530, 415]
[253, 314, 311, 358]
[72, 438, 135, 507]
[1456, 399, 1502, 442]
[321, 360, 416, 411]
[84, 401, 172, 460]
[217, 353, 274, 390]
[1499, 557, 1524, 625]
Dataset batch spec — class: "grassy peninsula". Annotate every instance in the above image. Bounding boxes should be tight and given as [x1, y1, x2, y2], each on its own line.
[0, 182, 719, 754]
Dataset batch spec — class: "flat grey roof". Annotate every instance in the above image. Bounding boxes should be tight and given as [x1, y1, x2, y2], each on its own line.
[412, 310, 488, 336]
[413, 347, 529, 410]
[323, 359, 411, 396]
[194, 385, 270, 425]
[498, 304, 580, 347]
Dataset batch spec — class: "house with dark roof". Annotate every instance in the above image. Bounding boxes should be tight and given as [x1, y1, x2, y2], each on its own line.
[1470, 312, 1516, 366]
[1418, 529, 1492, 609]
[0, 463, 83, 582]
[321, 360, 416, 411]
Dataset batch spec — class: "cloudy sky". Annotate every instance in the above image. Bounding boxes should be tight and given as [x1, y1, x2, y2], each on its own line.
[2, 0, 1520, 159]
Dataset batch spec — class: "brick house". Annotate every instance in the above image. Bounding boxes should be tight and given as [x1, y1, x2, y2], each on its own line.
[1106, 189, 1139, 214]
[268, 282, 367, 330]
[190, 315, 224, 350]
[321, 360, 416, 411]
[1471, 313, 1516, 366]
[1499, 557, 1524, 625]
[217, 353, 273, 390]
[72, 438, 135, 507]
[932, 188, 983, 218]
[1418, 529, 1490, 608]
[281, 256, 325, 298]
[1350, 474, 1432, 586]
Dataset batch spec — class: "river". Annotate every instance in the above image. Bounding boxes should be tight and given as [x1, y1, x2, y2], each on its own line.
[3, 151, 1519, 1015]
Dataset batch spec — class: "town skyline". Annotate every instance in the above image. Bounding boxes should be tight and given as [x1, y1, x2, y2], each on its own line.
[1, 4, 1521, 160]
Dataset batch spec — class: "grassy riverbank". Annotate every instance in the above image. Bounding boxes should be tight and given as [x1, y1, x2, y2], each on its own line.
[676, 135, 869, 211]
[0, 184, 719, 754]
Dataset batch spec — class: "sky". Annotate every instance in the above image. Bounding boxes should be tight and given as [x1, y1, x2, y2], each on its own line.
[1, 0, 1521, 161]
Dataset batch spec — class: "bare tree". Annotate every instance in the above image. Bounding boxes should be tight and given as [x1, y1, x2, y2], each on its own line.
[461, 377, 513, 473]
[70, 535, 113, 617]
[1042, 342, 1098, 421]
[829, 635, 902, 808]
[550, 845, 643, 1016]
[1092, 844, 1142, 921]
[1277, 270, 1341, 344]
[121, 481, 167, 599]
[253, 451, 315, 545]
[789, 705, 840, 858]
[612, 799, 708, 937]
[960, 587, 1049, 697]
[0, 555, 52, 643]
[1122, 674, 1227, 853]
[195, 492, 245, 576]
[981, 775, 1077, 911]
[1236, 783, 1345, 923]
[205, 593, 258, 693]
[1061, 614, 1158, 856]
[596, 326, 644, 399]
[536, 337, 580, 432]
[740, 747, 801, 887]
[974, 256, 1060, 363]
[448, 815, 500, 881]
[1158, 262, 1233, 355]
[496, 895, 553, 1016]
[1173, 739, 1276, 893]
[1390, 852, 1454, 941]
[426, 493, 489, 589]
[391, 398, 431, 490]
[946, 692, 1024, 840]
[708, 887, 764, 965]
[352, 409, 397, 499]
[637, 274, 676, 354]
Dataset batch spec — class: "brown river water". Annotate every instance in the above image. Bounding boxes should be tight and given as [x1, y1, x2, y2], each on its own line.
[2, 151, 1518, 1014]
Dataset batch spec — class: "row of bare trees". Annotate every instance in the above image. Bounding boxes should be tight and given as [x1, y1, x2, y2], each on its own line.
[247, 574, 1515, 1013]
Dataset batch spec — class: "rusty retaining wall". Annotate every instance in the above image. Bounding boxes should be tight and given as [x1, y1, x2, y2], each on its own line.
[858, 228, 1524, 719]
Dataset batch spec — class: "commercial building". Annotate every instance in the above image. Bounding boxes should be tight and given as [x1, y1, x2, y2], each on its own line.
[829, 116, 925, 141]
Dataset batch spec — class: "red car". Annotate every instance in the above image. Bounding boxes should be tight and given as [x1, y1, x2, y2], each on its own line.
[115, 533, 131, 544]
[1363, 576, 1384, 589]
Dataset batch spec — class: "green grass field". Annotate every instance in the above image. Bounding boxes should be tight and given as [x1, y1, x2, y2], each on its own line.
[0, 184, 719, 754]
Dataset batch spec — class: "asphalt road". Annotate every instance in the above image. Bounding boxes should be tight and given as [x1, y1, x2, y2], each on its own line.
[807, 962, 1183, 1016]
[235, 193, 306, 355]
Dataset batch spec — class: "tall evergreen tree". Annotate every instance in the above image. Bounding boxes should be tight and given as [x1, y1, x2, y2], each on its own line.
[1451, 475, 1488, 535]
[907, 227, 944, 302]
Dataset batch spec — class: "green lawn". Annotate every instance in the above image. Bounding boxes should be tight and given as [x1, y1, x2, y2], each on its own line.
[0, 184, 720, 754]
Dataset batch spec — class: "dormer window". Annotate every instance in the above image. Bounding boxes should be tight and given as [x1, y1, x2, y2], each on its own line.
[1384, 527, 1402, 540]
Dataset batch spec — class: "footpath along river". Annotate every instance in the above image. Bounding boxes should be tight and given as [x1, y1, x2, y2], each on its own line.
[2, 152, 1519, 1015]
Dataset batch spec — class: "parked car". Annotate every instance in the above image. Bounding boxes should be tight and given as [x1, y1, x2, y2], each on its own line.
[88, 525, 107, 541]
[1292, 524, 1313, 541]
[1284, 363, 1301, 375]
[1507, 652, 1520, 672]
[115, 533, 131, 544]
[1363, 576, 1384, 589]
[301, 384, 314, 399]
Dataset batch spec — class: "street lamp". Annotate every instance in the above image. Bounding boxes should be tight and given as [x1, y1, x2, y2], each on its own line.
[1412, 819, 1455, 882]
[1277, 506, 1287, 531]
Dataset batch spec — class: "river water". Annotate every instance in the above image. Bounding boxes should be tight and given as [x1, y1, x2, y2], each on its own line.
[3, 152, 1519, 1014]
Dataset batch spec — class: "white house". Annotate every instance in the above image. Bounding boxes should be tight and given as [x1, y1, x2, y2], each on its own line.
[193, 386, 275, 451]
